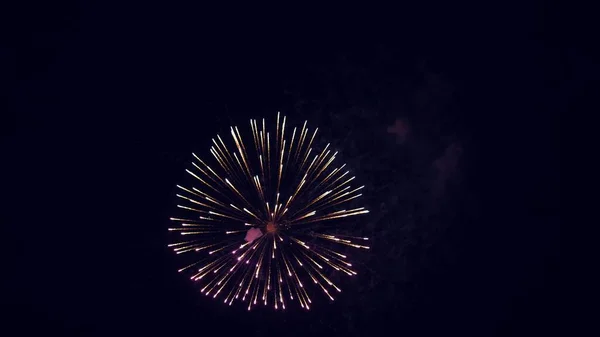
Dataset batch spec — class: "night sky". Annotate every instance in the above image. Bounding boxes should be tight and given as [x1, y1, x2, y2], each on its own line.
[3, 2, 562, 336]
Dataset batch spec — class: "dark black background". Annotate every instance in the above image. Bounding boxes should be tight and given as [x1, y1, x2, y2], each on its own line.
[3, 1, 562, 336]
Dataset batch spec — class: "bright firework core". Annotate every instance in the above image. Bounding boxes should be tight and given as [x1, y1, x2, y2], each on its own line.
[266, 221, 278, 233]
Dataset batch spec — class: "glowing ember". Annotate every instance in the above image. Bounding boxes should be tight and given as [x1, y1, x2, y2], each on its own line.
[266, 221, 277, 233]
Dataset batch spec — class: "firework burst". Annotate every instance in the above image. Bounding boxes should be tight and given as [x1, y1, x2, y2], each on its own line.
[169, 112, 370, 310]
